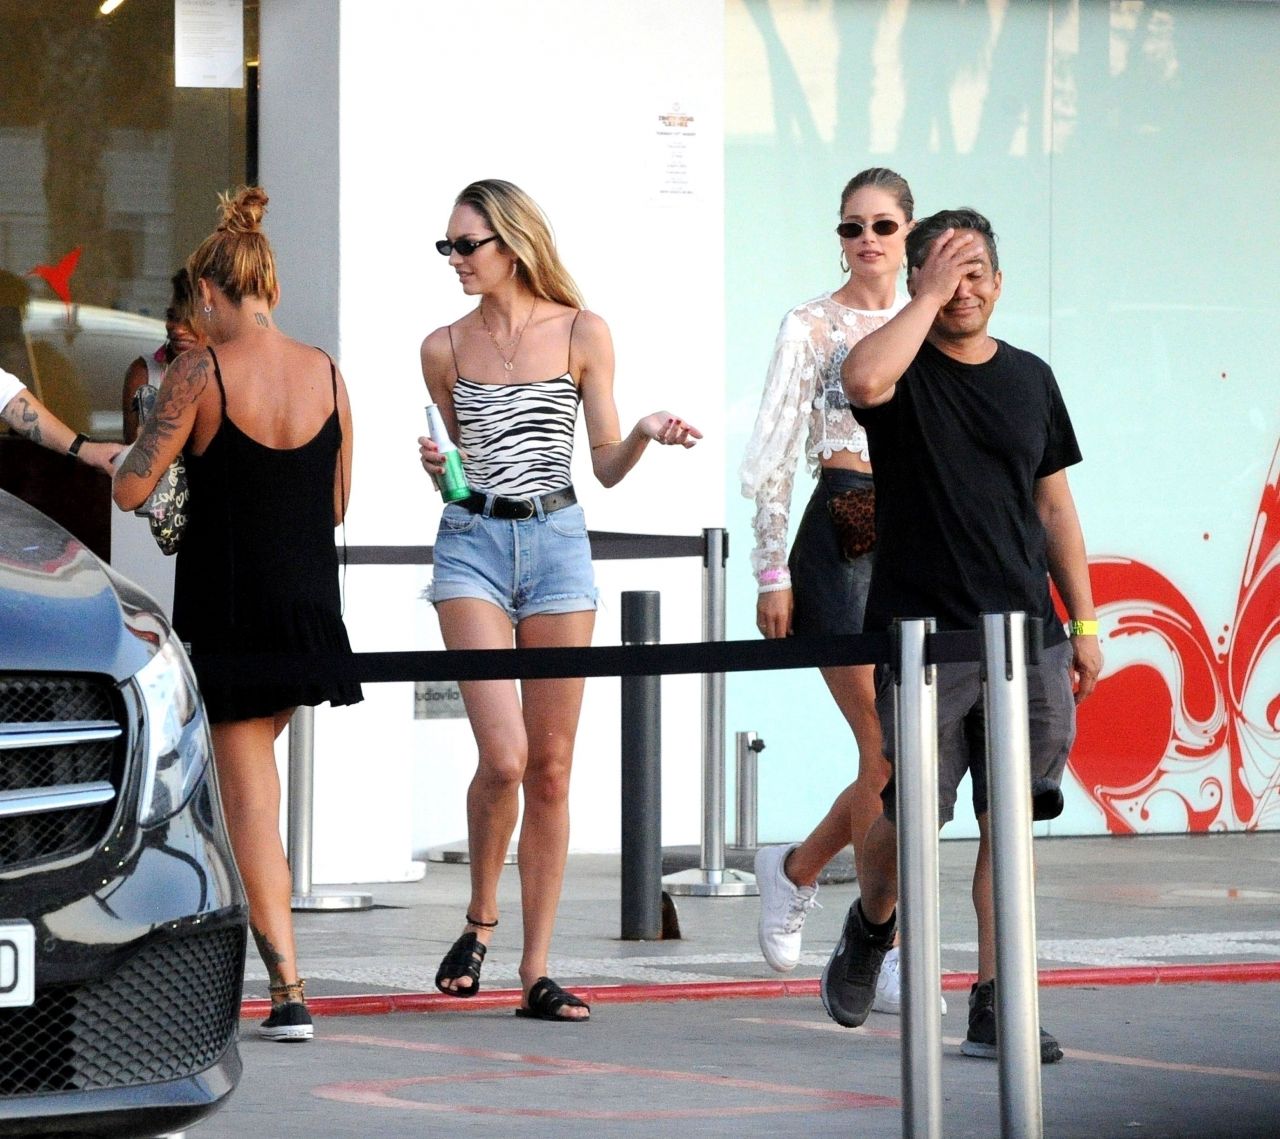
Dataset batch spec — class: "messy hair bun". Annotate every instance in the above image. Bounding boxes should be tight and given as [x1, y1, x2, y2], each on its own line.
[217, 185, 269, 235]
[188, 184, 279, 306]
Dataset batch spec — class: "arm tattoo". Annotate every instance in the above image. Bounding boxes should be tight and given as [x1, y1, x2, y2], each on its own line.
[119, 351, 211, 480]
[2, 396, 45, 446]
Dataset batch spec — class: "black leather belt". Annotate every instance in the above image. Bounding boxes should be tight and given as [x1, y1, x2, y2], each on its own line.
[460, 485, 577, 521]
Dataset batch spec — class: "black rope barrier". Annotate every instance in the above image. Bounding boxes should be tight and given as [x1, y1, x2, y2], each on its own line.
[193, 624, 1041, 688]
[342, 531, 708, 568]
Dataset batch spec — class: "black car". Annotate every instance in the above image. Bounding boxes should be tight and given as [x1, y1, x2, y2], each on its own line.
[0, 489, 246, 1138]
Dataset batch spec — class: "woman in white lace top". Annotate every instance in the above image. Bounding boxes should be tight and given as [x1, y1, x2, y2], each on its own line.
[741, 169, 920, 1012]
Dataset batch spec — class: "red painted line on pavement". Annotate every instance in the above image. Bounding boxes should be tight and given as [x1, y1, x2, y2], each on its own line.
[240, 960, 1280, 1020]
[1034, 961, 1280, 987]
[311, 1034, 898, 1118]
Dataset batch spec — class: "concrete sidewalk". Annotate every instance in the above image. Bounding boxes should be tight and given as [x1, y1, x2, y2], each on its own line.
[203, 831, 1280, 1137]
[252, 831, 1280, 1001]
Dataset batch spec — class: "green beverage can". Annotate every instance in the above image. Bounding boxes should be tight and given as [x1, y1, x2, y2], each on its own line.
[424, 404, 471, 503]
[437, 448, 470, 503]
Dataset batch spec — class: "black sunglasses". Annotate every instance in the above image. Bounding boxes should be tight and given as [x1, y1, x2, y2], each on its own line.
[435, 235, 498, 257]
[836, 219, 901, 239]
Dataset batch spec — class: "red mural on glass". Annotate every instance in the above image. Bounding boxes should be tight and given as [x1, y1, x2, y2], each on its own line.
[26, 246, 81, 315]
[1066, 441, 1280, 834]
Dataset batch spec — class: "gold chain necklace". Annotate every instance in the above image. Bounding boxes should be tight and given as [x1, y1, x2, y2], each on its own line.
[479, 298, 537, 372]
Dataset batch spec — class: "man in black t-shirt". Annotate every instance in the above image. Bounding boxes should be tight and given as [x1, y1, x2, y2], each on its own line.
[820, 209, 1101, 1062]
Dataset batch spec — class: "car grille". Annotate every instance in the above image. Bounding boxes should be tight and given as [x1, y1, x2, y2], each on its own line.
[0, 924, 245, 1096]
[0, 675, 126, 871]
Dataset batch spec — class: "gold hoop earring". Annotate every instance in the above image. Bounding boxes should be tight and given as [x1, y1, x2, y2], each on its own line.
[839, 253, 850, 274]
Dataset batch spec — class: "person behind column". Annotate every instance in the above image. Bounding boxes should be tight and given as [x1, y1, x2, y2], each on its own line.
[122, 268, 205, 443]
[112, 185, 362, 1042]
[740, 167, 934, 1015]
[1, 366, 123, 472]
[417, 178, 701, 1022]
[828, 207, 1101, 1061]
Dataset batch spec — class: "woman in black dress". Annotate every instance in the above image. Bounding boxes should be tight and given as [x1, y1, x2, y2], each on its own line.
[113, 186, 360, 1042]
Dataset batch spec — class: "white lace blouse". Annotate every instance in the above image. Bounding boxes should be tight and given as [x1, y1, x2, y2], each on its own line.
[739, 292, 906, 592]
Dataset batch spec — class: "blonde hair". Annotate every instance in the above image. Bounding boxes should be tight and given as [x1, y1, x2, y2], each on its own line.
[187, 185, 279, 306]
[454, 179, 584, 310]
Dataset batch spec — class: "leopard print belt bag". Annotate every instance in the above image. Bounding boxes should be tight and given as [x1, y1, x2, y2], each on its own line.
[826, 483, 876, 562]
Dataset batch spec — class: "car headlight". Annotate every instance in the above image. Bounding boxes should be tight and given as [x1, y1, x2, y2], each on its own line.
[135, 630, 212, 827]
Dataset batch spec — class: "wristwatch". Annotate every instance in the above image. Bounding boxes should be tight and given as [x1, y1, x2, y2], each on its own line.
[1068, 619, 1098, 637]
[67, 432, 90, 458]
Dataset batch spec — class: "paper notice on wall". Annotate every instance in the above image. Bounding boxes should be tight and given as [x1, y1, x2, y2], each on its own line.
[651, 103, 699, 206]
[175, 0, 244, 89]
[414, 680, 468, 720]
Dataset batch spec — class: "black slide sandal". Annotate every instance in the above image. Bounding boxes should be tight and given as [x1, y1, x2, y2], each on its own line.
[435, 913, 496, 998]
[515, 976, 591, 1022]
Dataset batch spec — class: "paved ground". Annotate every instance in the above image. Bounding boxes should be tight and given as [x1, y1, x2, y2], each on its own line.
[188, 832, 1280, 1138]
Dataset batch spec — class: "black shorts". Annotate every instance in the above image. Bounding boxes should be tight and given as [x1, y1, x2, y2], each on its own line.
[876, 638, 1076, 824]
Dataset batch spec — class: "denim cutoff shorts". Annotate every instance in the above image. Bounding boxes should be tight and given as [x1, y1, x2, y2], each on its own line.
[428, 500, 598, 622]
[788, 468, 875, 637]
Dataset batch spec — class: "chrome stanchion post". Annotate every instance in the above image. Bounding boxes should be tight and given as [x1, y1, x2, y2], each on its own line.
[702, 525, 727, 875]
[664, 527, 756, 897]
[288, 706, 372, 911]
[895, 619, 943, 1139]
[733, 731, 763, 850]
[982, 611, 1042, 1138]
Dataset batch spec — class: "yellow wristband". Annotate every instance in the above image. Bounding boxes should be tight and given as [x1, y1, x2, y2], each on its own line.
[1068, 619, 1098, 637]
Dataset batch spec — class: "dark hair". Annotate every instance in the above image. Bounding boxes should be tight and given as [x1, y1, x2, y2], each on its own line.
[839, 167, 914, 221]
[165, 268, 194, 324]
[906, 208, 999, 274]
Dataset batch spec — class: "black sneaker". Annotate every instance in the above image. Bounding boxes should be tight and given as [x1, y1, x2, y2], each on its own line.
[258, 1000, 314, 1042]
[959, 979, 1063, 1063]
[820, 902, 896, 1028]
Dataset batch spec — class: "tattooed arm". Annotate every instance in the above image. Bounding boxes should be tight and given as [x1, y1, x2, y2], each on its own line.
[1, 384, 124, 475]
[112, 348, 210, 510]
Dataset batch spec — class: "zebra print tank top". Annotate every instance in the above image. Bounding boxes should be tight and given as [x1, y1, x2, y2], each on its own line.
[452, 373, 580, 496]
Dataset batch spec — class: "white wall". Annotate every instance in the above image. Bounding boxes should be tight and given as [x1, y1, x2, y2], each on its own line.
[259, 0, 726, 881]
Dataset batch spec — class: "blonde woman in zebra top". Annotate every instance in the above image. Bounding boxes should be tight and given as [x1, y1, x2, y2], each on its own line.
[417, 179, 701, 1022]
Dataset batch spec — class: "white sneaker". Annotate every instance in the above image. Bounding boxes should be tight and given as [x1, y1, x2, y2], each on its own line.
[872, 946, 948, 1015]
[754, 843, 819, 972]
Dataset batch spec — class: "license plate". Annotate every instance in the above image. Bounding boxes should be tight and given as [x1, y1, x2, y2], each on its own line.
[0, 920, 35, 1007]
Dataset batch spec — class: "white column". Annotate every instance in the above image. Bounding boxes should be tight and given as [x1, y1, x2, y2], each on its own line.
[256, 0, 727, 879]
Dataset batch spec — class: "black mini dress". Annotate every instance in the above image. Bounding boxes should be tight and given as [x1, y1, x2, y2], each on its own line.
[172, 346, 363, 723]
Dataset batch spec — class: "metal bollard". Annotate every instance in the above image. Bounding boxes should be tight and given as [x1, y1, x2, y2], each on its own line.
[733, 731, 764, 849]
[620, 591, 663, 940]
[895, 619, 943, 1139]
[288, 706, 372, 911]
[982, 612, 1043, 1138]
[664, 527, 756, 897]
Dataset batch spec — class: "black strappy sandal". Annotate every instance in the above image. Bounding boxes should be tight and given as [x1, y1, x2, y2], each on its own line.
[434, 913, 496, 998]
[514, 976, 591, 1022]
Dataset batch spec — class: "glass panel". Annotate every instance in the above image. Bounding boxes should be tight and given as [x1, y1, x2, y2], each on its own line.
[0, 0, 259, 441]
[725, 0, 1280, 837]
